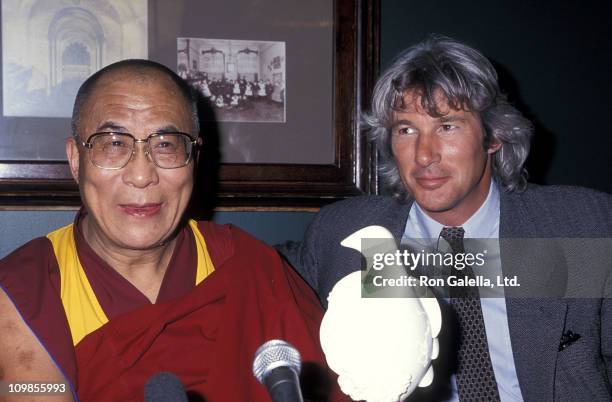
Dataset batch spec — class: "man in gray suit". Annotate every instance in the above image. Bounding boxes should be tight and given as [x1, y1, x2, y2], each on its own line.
[280, 35, 611, 401]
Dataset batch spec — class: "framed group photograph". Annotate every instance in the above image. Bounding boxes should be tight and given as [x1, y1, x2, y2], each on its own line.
[0, 0, 379, 210]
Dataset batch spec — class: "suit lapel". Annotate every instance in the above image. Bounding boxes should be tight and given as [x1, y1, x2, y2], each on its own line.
[500, 189, 567, 401]
[388, 199, 414, 239]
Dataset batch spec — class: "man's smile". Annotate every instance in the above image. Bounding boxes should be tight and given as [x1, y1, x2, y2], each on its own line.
[413, 175, 450, 189]
[118, 203, 163, 217]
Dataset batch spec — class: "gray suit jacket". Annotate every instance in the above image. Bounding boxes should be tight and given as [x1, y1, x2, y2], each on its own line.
[279, 185, 612, 401]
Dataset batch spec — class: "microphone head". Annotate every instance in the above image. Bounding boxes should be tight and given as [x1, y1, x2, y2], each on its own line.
[252, 339, 301, 383]
[144, 372, 188, 402]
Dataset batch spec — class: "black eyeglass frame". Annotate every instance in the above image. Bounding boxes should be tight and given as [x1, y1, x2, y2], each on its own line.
[74, 131, 201, 170]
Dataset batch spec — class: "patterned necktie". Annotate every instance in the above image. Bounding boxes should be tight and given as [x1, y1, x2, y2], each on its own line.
[440, 226, 501, 402]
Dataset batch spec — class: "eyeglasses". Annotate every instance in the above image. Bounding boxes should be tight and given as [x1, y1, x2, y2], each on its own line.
[76, 132, 200, 170]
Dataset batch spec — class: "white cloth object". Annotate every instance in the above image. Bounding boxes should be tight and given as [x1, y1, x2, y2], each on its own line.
[320, 226, 441, 402]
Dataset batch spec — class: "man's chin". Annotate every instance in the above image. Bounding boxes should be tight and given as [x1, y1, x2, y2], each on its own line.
[413, 196, 455, 214]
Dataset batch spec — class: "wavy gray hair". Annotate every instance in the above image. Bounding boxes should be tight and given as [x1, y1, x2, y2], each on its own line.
[365, 35, 533, 201]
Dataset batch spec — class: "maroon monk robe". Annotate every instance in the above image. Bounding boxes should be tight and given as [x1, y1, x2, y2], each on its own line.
[0, 211, 207, 390]
[75, 223, 348, 402]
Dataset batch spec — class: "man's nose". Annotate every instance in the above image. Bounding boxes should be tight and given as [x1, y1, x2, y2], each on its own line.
[414, 133, 440, 167]
[121, 143, 159, 188]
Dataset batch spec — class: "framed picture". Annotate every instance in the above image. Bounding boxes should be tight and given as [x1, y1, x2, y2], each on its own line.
[0, 0, 379, 210]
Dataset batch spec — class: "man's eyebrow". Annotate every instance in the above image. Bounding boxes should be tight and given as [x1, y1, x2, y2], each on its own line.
[438, 115, 467, 123]
[153, 124, 182, 133]
[95, 123, 184, 133]
[97, 121, 128, 132]
[390, 119, 415, 128]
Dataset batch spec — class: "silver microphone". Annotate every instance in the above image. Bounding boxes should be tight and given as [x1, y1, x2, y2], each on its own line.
[252, 339, 303, 402]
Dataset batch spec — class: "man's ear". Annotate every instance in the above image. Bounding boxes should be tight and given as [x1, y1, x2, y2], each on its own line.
[486, 137, 502, 154]
[65, 137, 80, 184]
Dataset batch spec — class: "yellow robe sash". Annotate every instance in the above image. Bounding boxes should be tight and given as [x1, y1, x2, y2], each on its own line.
[46, 219, 214, 346]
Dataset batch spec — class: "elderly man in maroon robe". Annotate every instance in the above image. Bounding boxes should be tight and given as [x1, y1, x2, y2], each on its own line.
[0, 60, 343, 402]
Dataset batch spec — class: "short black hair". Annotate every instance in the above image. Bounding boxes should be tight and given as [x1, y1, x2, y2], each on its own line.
[71, 59, 199, 138]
